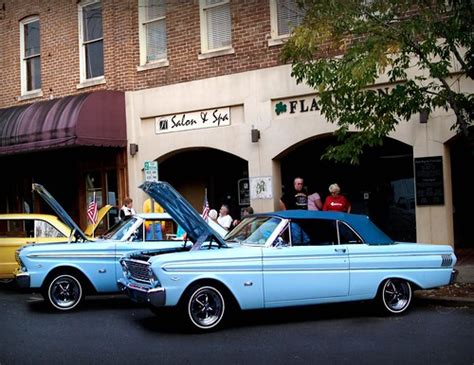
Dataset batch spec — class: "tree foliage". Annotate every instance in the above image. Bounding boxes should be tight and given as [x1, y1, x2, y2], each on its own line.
[281, 0, 473, 164]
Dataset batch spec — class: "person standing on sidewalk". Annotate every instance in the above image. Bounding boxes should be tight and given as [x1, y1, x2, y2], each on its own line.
[279, 177, 308, 210]
[323, 183, 351, 213]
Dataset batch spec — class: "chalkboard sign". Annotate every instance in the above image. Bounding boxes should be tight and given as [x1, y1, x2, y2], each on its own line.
[238, 178, 250, 206]
[414, 156, 444, 205]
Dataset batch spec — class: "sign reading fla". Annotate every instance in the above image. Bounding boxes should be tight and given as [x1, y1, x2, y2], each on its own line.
[274, 96, 320, 116]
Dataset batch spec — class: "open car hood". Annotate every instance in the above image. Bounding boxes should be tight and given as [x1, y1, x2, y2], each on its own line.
[84, 204, 113, 237]
[32, 183, 88, 242]
[140, 181, 226, 248]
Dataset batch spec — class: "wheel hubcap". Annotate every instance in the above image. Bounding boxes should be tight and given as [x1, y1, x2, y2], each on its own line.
[383, 279, 411, 312]
[49, 276, 81, 309]
[189, 287, 224, 329]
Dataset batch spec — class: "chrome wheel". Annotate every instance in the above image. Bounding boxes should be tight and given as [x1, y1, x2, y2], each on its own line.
[187, 285, 225, 330]
[47, 274, 83, 311]
[381, 279, 412, 314]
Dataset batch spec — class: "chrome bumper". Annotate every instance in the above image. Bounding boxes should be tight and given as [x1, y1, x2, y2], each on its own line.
[16, 272, 31, 288]
[117, 279, 166, 307]
[449, 269, 458, 284]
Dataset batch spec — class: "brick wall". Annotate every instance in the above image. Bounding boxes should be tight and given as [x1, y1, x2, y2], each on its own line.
[0, 0, 285, 108]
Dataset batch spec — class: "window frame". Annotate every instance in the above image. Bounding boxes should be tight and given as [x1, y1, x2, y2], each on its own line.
[269, 0, 303, 46]
[138, 0, 168, 69]
[19, 16, 42, 98]
[78, 0, 105, 86]
[198, 0, 234, 57]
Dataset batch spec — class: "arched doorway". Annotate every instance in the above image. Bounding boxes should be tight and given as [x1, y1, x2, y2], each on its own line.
[277, 135, 415, 242]
[158, 148, 249, 221]
[448, 132, 474, 249]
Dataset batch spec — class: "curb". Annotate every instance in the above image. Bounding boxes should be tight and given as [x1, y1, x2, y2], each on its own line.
[414, 293, 474, 308]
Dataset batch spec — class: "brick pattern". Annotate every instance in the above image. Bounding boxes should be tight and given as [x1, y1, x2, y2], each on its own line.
[0, 0, 285, 108]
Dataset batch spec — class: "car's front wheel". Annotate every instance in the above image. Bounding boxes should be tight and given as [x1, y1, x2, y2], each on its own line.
[182, 284, 226, 332]
[44, 273, 84, 311]
[379, 278, 412, 314]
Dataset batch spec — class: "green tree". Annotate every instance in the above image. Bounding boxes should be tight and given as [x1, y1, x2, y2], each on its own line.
[281, 0, 473, 164]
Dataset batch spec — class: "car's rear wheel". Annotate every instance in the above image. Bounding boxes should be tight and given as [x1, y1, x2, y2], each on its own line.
[181, 284, 226, 332]
[45, 273, 84, 311]
[379, 278, 412, 314]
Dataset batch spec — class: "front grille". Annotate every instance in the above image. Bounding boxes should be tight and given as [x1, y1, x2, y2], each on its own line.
[125, 259, 151, 283]
[441, 254, 453, 267]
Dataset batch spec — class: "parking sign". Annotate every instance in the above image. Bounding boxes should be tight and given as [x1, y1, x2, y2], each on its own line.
[144, 161, 158, 182]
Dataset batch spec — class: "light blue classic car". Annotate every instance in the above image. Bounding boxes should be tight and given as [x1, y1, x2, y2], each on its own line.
[119, 181, 457, 332]
[16, 184, 189, 311]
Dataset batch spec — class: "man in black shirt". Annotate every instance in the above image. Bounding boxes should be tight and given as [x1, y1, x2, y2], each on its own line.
[279, 177, 308, 210]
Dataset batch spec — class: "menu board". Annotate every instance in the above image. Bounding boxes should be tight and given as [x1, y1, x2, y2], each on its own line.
[414, 156, 444, 205]
[238, 178, 250, 205]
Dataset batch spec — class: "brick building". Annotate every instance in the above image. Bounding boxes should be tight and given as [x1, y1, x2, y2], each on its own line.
[0, 0, 472, 248]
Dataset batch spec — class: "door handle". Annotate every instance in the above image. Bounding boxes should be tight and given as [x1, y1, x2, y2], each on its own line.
[335, 248, 347, 253]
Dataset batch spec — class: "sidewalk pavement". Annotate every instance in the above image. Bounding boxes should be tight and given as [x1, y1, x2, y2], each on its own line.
[415, 249, 474, 307]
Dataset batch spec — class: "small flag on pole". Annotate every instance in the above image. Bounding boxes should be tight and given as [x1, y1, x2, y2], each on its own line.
[87, 192, 98, 225]
[201, 188, 209, 221]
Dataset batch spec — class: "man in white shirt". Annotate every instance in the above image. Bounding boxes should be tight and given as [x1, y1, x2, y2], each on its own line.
[217, 204, 233, 230]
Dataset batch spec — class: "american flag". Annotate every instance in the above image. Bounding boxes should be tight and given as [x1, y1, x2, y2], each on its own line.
[87, 193, 98, 224]
[201, 188, 209, 220]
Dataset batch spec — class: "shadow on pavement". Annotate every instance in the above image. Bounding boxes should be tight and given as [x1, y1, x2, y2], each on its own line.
[136, 299, 431, 334]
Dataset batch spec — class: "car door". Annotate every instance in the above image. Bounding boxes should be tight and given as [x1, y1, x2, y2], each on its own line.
[0, 218, 36, 278]
[263, 218, 349, 307]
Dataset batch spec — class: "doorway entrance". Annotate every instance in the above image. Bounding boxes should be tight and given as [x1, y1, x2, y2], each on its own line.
[158, 148, 249, 221]
[277, 136, 415, 242]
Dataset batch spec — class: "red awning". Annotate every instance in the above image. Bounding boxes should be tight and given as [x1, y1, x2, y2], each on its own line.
[0, 90, 127, 155]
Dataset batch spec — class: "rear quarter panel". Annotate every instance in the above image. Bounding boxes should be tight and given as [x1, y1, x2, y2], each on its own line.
[347, 243, 456, 298]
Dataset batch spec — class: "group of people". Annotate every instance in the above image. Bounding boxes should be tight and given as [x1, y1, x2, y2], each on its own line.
[118, 196, 254, 238]
[205, 204, 254, 236]
[118, 176, 349, 239]
[279, 177, 351, 213]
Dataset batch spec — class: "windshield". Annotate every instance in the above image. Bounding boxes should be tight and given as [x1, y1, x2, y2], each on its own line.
[102, 216, 139, 241]
[225, 216, 282, 245]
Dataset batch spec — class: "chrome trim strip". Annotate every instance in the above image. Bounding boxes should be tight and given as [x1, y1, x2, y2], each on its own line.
[26, 253, 118, 259]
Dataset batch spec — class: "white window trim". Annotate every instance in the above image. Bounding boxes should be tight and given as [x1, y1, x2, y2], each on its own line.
[199, 0, 233, 55]
[138, 0, 168, 67]
[20, 16, 41, 96]
[78, 0, 104, 85]
[268, 0, 296, 47]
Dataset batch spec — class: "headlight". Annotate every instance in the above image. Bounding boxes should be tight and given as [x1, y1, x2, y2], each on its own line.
[15, 250, 27, 272]
[121, 260, 130, 278]
[148, 267, 160, 287]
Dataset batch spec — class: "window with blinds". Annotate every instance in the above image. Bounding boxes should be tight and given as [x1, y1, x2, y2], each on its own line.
[274, 0, 304, 37]
[79, 1, 104, 80]
[200, 0, 232, 52]
[20, 17, 41, 94]
[140, 0, 167, 63]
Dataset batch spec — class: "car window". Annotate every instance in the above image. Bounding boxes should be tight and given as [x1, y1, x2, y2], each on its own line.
[103, 217, 138, 241]
[338, 221, 363, 244]
[144, 220, 177, 242]
[290, 219, 337, 246]
[0, 219, 28, 238]
[226, 216, 282, 245]
[34, 220, 65, 238]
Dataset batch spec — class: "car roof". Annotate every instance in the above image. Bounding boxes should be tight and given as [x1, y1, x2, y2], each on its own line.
[252, 210, 394, 244]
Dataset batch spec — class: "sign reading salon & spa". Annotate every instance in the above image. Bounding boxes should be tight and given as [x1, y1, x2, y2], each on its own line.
[156, 107, 230, 134]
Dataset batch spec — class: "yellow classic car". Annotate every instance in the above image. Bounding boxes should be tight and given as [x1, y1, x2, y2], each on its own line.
[0, 206, 111, 281]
